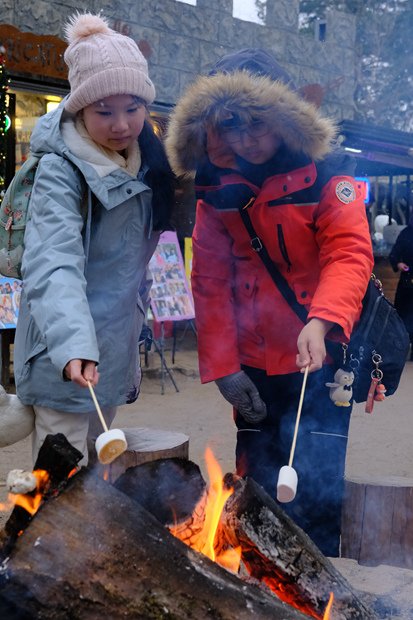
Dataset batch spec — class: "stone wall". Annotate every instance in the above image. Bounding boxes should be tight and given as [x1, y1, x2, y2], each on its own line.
[0, 0, 357, 119]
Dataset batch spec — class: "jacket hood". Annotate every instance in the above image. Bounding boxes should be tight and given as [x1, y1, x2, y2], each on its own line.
[165, 70, 337, 178]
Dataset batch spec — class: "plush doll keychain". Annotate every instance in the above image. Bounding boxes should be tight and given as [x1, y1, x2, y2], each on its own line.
[325, 368, 355, 407]
[374, 383, 387, 401]
[325, 343, 355, 407]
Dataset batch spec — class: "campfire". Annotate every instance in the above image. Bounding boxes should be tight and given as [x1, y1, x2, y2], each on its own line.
[0, 434, 375, 619]
[169, 446, 242, 573]
[169, 447, 333, 619]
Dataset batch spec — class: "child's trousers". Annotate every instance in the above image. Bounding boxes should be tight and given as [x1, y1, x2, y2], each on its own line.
[32, 405, 118, 467]
[234, 365, 352, 557]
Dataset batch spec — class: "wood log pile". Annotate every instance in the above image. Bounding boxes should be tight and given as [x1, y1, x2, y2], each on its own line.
[0, 468, 308, 619]
[0, 435, 377, 619]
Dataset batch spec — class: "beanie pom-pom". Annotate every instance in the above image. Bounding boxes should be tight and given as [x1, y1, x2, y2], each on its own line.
[64, 12, 111, 44]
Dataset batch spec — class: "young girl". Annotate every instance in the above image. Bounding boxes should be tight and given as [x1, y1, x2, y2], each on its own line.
[13, 13, 175, 465]
[166, 48, 373, 556]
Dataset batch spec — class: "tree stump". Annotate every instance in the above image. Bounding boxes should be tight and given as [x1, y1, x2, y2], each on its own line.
[341, 473, 413, 569]
[93, 427, 189, 481]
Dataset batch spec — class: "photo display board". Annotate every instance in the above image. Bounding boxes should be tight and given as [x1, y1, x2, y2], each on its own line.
[149, 231, 195, 322]
[0, 277, 22, 329]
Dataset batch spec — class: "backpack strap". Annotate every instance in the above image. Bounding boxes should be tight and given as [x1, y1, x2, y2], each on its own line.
[238, 201, 309, 324]
[7, 155, 41, 207]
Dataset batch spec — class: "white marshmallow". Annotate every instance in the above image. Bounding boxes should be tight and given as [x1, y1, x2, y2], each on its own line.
[276, 465, 298, 503]
[95, 428, 127, 465]
[6, 469, 37, 494]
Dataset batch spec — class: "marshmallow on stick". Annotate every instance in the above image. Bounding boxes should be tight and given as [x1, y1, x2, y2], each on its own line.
[276, 366, 309, 503]
[87, 381, 127, 464]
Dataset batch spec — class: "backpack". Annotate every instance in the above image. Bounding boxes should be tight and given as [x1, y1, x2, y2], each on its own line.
[0, 154, 41, 279]
[0, 155, 90, 280]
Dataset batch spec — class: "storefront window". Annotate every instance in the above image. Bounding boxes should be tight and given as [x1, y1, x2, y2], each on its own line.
[9, 90, 62, 170]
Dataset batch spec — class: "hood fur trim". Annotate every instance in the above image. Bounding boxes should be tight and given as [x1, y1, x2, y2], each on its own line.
[165, 71, 337, 178]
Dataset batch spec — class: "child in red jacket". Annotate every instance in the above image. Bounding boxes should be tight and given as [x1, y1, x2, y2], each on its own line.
[166, 49, 373, 556]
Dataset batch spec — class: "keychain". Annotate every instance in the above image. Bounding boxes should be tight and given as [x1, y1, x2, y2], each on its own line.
[365, 353, 386, 414]
[325, 345, 355, 406]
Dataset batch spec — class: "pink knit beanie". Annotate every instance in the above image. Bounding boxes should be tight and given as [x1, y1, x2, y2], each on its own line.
[63, 13, 155, 113]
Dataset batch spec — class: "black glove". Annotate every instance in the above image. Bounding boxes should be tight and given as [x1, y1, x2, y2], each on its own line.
[138, 323, 153, 352]
[215, 370, 267, 424]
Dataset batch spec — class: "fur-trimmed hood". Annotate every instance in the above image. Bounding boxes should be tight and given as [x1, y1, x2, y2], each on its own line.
[165, 70, 337, 178]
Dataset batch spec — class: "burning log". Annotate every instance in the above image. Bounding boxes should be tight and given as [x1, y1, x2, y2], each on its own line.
[0, 469, 309, 620]
[220, 476, 375, 620]
[2, 433, 83, 553]
[112, 457, 375, 620]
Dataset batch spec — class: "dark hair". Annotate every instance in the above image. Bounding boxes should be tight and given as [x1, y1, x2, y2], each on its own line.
[138, 121, 176, 231]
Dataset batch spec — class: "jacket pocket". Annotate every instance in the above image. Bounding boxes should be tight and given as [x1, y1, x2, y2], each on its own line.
[235, 274, 264, 345]
[17, 317, 47, 382]
[277, 224, 292, 272]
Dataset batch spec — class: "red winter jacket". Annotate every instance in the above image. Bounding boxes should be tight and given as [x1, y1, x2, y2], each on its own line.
[192, 160, 373, 382]
[165, 69, 374, 383]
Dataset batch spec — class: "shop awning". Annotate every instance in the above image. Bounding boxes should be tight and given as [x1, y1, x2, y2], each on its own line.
[339, 120, 413, 177]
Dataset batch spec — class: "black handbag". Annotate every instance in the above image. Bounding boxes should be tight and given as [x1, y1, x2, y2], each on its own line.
[238, 205, 410, 403]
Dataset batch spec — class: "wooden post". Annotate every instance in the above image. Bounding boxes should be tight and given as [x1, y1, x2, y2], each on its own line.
[341, 474, 413, 569]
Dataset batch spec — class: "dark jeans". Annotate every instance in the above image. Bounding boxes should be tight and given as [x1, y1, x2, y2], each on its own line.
[234, 365, 352, 557]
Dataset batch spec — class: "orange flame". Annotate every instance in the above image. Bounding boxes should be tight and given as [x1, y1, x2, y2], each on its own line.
[323, 592, 334, 619]
[170, 451, 334, 618]
[198, 447, 234, 561]
[0, 500, 12, 512]
[12, 469, 50, 516]
[171, 447, 241, 573]
[68, 467, 78, 479]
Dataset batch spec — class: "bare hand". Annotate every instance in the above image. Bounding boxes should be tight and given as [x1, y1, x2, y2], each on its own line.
[296, 318, 335, 373]
[64, 359, 99, 387]
[397, 262, 409, 272]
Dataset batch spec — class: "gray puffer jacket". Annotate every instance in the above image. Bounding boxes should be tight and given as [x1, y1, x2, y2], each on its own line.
[14, 100, 158, 412]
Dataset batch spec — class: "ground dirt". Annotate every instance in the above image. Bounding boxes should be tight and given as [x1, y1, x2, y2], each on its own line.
[1, 328, 413, 618]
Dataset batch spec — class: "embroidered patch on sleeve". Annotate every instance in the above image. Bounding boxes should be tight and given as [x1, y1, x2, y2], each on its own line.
[335, 180, 356, 204]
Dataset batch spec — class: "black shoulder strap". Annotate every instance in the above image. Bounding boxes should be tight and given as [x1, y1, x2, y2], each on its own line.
[238, 204, 308, 324]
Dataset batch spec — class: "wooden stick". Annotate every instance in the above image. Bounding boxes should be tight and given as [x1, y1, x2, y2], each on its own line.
[87, 381, 109, 433]
[288, 366, 309, 468]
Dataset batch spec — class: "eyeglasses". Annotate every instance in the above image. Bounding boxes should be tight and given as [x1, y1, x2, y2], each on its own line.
[221, 121, 270, 144]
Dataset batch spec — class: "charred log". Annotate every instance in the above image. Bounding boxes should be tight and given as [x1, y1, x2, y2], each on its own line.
[33, 432, 84, 487]
[220, 476, 375, 620]
[2, 433, 83, 555]
[0, 469, 309, 620]
[114, 457, 206, 525]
